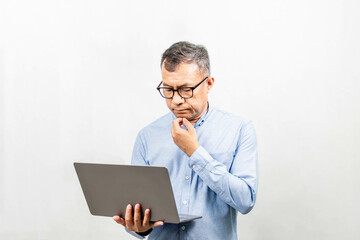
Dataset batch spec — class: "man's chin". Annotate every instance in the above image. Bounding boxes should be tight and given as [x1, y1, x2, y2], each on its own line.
[174, 113, 189, 119]
[173, 111, 190, 119]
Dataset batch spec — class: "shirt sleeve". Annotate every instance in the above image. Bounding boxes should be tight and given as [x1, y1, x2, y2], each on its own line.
[131, 131, 149, 166]
[125, 228, 146, 239]
[188, 120, 258, 214]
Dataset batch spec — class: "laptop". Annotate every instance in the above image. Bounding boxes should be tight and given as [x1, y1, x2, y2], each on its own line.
[74, 162, 202, 224]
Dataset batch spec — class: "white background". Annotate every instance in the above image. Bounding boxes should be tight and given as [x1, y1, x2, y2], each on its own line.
[0, 0, 359, 239]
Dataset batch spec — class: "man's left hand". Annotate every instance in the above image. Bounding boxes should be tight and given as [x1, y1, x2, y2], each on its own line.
[171, 118, 199, 157]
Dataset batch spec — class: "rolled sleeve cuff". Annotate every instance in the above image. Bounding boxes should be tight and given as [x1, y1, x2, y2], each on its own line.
[125, 228, 145, 239]
[188, 146, 213, 172]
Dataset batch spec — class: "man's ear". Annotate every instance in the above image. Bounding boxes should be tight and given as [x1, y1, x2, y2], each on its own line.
[206, 77, 215, 93]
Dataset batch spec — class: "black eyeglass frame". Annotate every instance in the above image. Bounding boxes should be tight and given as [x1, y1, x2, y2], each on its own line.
[157, 76, 209, 99]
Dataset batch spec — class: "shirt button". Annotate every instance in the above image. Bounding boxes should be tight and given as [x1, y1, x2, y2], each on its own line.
[185, 176, 190, 180]
[183, 200, 187, 205]
[182, 226, 186, 230]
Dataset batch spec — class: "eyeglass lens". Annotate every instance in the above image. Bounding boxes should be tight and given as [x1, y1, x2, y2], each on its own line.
[161, 88, 192, 99]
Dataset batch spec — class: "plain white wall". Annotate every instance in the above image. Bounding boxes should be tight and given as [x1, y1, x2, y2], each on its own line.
[1, 0, 359, 239]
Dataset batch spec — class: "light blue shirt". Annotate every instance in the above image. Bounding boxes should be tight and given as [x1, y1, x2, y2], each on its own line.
[127, 104, 258, 239]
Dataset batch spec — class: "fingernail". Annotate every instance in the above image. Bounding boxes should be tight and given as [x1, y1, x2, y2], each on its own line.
[127, 204, 131, 208]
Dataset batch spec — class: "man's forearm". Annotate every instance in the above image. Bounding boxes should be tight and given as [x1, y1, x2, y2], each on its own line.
[190, 147, 256, 212]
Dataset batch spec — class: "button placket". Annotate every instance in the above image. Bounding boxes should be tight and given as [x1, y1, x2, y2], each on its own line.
[180, 167, 192, 215]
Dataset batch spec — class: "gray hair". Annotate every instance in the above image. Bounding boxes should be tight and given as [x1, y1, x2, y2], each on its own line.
[161, 41, 210, 76]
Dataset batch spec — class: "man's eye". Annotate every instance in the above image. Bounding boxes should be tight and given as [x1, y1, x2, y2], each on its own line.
[163, 89, 173, 93]
[181, 88, 192, 93]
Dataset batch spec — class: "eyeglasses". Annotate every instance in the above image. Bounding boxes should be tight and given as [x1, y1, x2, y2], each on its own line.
[157, 76, 208, 99]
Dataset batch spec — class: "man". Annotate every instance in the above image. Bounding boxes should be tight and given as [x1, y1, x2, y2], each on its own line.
[113, 41, 258, 239]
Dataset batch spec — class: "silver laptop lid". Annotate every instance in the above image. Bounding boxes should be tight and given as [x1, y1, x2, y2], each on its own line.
[74, 162, 182, 223]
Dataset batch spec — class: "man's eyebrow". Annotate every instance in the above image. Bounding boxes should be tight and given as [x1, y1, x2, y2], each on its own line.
[162, 82, 191, 88]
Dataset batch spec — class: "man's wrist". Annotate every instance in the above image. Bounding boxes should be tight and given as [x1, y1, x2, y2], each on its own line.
[136, 228, 152, 236]
[186, 144, 199, 157]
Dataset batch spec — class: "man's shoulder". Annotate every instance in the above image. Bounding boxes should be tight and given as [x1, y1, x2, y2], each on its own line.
[210, 106, 251, 127]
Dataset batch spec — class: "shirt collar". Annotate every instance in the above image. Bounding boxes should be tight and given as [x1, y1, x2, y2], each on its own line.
[195, 102, 212, 127]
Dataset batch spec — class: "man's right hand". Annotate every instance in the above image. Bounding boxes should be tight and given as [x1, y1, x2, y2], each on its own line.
[113, 203, 164, 234]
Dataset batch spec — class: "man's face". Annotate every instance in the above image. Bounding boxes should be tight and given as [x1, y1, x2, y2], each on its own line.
[161, 62, 214, 124]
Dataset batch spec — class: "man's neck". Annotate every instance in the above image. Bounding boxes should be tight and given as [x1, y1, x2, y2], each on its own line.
[189, 102, 209, 124]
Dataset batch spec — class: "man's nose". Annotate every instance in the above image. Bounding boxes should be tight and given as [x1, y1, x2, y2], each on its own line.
[172, 91, 184, 104]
